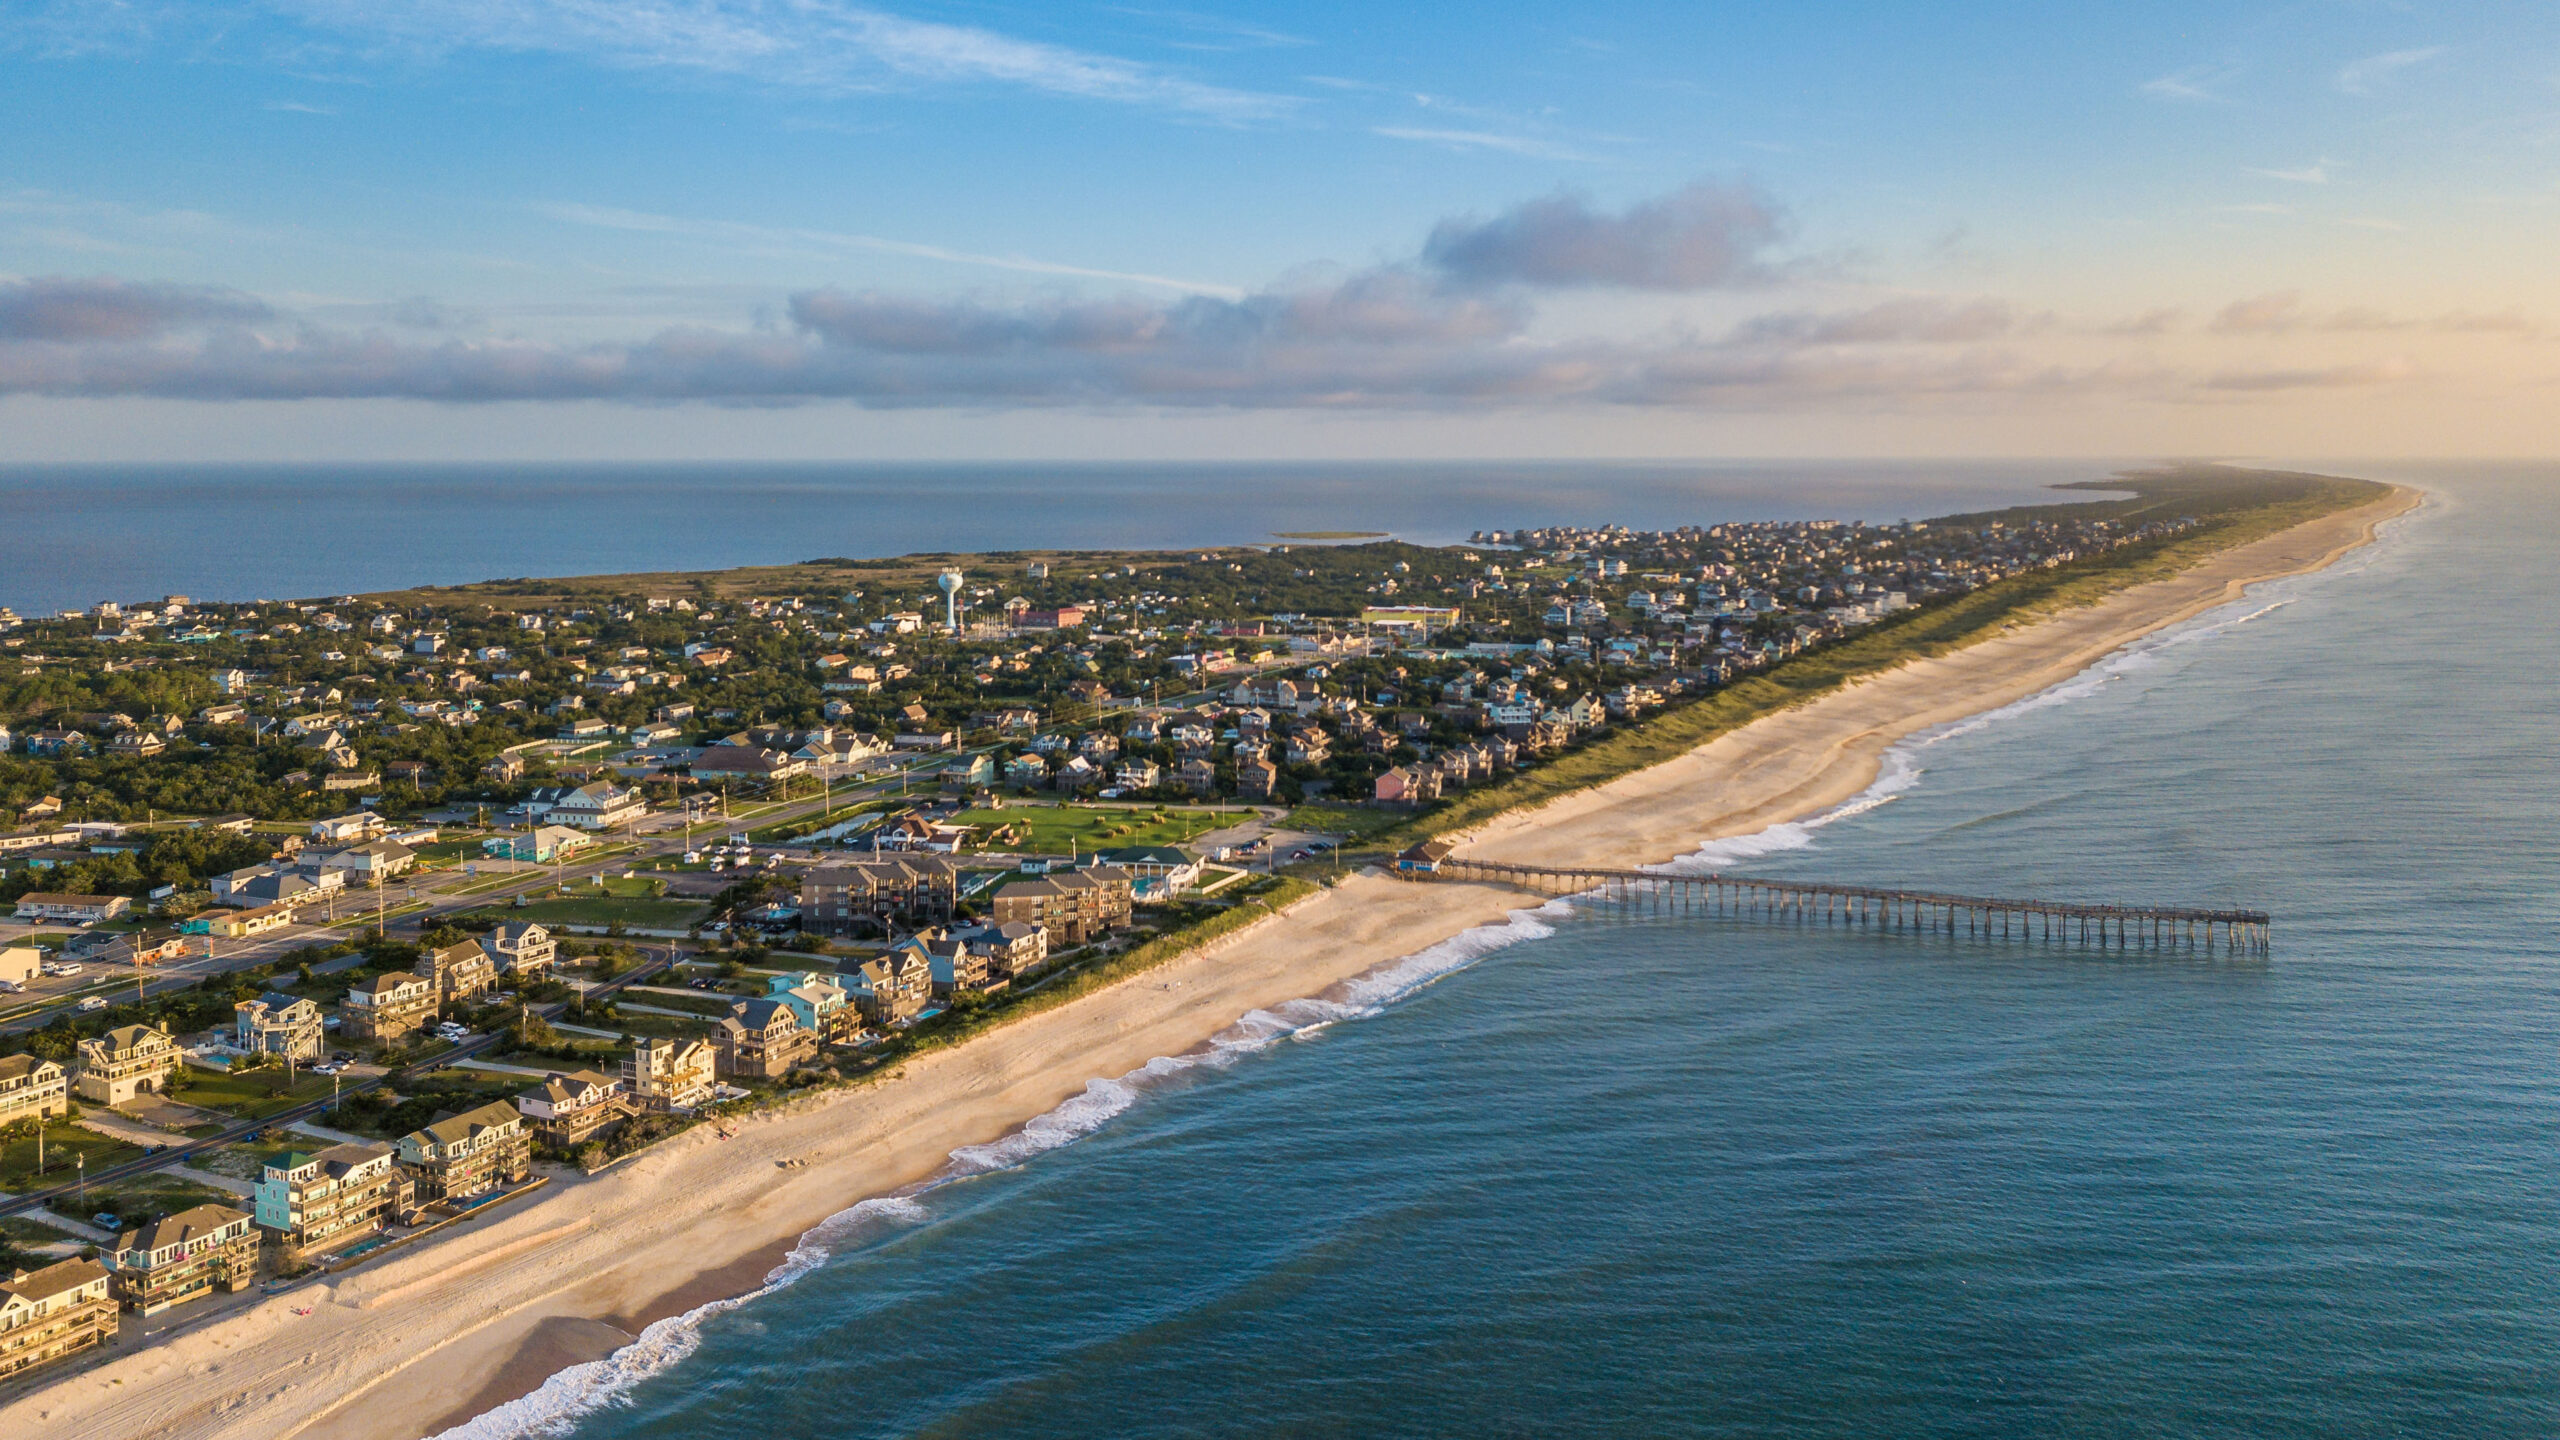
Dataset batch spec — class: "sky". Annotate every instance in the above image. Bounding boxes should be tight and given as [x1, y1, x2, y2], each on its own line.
[3, 0, 2558, 461]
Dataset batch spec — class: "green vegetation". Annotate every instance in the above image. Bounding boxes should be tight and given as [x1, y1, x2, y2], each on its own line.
[1283, 803, 1407, 841]
[0, 1120, 147, 1193]
[954, 804, 1251, 854]
[80, 1174, 243, 1228]
[172, 1062, 339, 1119]
[332, 1069, 526, 1140]
[1394, 467, 2392, 847]
[458, 895, 708, 930]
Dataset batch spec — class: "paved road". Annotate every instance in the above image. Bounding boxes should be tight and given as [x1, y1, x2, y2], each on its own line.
[0, 947, 682, 1222]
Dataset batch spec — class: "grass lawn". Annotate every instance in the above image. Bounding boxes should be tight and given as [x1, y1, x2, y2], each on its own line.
[0, 1121, 147, 1192]
[461, 895, 708, 930]
[84, 1175, 242, 1226]
[174, 1064, 339, 1119]
[1284, 804, 1405, 841]
[617, 988, 734, 1017]
[1, 1214, 75, 1245]
[192, 1136, 309, 1182]
[594, 1010, 714, 1040]
[953, 804, 1251, 855]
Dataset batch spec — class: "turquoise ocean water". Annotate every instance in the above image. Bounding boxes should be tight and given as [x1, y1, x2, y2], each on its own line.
[444, 466, 2556, 1440]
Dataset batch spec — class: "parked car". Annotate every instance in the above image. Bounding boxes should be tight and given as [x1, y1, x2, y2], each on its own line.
[77, 996, 108, 1012]
[91, 1212, 118, 1230]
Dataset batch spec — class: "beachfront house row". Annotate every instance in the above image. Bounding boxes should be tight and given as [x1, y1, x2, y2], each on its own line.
[395, 1100, 533, 1204]
[234, 991, 325, 1061]
[514, 1069, 631, 1150]
[11, 892, 131, 924]
[102, 1204, 259, 1315]
[73, 1024, 181, 1105]
[798, 855, 960, 937]
[416, 940, 499, 1006]
[712, 998, 816, 1080]
[254, 1143, 417, 1265]
[623, 1037, 717, 1112]
[990, 866, 1134, 945]
[479, 921, 556, 978]
[0, 1259, 116, 1378]
[0, 1055, 68, 1129]
[343, 970, 440, 1041]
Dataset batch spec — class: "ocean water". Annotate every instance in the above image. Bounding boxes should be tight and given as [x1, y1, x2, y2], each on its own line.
[0, 459, 2119, 615]
[457, 465, 2560, 1440]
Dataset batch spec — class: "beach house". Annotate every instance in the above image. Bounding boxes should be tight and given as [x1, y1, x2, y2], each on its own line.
[764, 971, 852, 1042]
[342, 969, 439, 1041]
[712, 997, 816, 1079]
[255, 1143, 415, 1264]
[415, 939, 498, 1006]
[234, 991, 324, 1061]
[73, 1024, 181, 1105]
[395, 1100, 533, 1204]
[479, 921, 556, 978]
[851, 946, 934, 1026]
[102, 1205, 259, 1314]
[0, 1055, 68, 1129]
[623, 1037, 716, 1113]
[0, 1258, 116, 1378]
[514, 1070, 630, 1149]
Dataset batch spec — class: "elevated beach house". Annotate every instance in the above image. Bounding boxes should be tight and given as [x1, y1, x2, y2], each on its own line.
[0, 1258, 116, 1378]
[103, 1204, 260, 1314]
[395, 1100, 532, 1204]
[234, 991, 324, 1061]
[255, 1142, 416, 1266]
[73, 1023, 181, 1105]
[0, 1054, 69, 1129]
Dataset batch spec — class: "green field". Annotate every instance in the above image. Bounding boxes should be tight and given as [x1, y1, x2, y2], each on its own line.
[954, 805, 1251, 855]
[175, 1063, 340, 1119]
[1282, 804, 1406, 841]
[462, 895, 708, 930]
[0, 1121, 146, 1192]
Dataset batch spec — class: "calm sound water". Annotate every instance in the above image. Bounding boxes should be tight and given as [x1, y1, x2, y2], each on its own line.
[461, 465, 2556, 1440]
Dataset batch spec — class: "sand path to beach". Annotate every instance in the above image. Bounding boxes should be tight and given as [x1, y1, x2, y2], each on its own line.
[0, 485, 2417, 1440]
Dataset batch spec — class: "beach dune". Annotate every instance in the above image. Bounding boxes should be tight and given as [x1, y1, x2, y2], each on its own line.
[0, 485, 2417, 1440]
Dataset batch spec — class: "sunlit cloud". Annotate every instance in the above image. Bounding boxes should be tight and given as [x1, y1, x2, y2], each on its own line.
[2244, 162, 2331, 185]
[2337, 46, 2446, 97]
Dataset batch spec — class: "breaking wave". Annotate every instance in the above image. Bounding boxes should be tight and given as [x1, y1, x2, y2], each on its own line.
[431, 899, 1573, 1439]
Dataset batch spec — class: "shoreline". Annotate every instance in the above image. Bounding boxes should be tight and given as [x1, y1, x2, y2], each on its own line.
[0, 484, 2421, 1440]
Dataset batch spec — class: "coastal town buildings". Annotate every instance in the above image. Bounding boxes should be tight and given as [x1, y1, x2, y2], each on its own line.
[343, 970, 439, 1041]
[514, 1069, 631, 1150]
[394, 1100, 532, 1204]
[799, 855, 960, 936]
[0, 1054, 69, 1128]
[73, 1024, 181, 1105]
[711, 998, 815, 1079]
[0, 1258, 116, 1377]
[623, 1037, 716, 1112]
[991, 866, 1133, 944]
[254, 1143, 415, 1265]
[479, 921, 556, 977]
[102, 1205, 260, 1314]
[416, 939, 499, 1006]
[233, 991, 324, 1061]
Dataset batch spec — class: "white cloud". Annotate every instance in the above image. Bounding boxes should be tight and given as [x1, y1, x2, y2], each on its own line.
[2245, 162, 2332, 184]
[2138, 66, 2231, 103]
[1372, 127, 1595, 162]
[2337, 46, 2447, 97]
[264, 0, 1296, 119]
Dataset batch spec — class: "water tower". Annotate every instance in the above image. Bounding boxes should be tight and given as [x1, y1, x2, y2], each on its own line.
[936, 568, 965, 632]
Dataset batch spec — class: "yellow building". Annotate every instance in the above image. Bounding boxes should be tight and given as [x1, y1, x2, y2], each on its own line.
[0, 1258, 116, 1378]
[74, 1024, 181, 1105]
[0, 1054, 68, 1129]
[104, 1204, 259, 1314]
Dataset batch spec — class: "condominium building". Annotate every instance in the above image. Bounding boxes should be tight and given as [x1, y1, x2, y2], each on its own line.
[343, 969, 438, 1041]
[799, 855, 960, 937]
[234, 991, 324, 1062]
[103, 1204, 259, 1314]
[0, 1054, 68, 1129]
[622, 1037, 716, 1113]
[74, 1024, 181, 1105]
[0, 1258, 115, 1378]
[394, 1100, 532, 1204]
[254, 1143, 416, 1265]
[991, 865, 1134, 944]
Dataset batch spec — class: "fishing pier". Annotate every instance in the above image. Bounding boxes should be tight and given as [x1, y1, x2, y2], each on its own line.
[1412, 856, 2270, 954]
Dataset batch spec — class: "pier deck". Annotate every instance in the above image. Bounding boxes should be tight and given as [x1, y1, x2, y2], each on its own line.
[1414, 857, 2270, 953]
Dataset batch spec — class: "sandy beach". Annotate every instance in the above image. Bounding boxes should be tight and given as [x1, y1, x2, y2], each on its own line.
[0, 484, 2418, 1440]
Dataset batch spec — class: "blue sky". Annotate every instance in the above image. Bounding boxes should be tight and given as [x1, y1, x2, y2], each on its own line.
[3, 0, 2557, 458]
